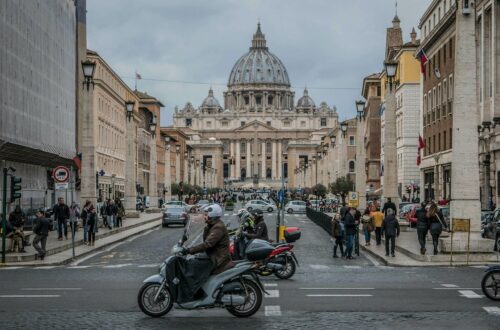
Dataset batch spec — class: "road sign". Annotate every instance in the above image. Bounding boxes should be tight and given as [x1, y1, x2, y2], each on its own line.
[278, 190, 284, 203]
[452, 218, 470, 232]
[55, 182, 69, 190]
[52, 166, 70, 183]
[348, 191, 359, 208]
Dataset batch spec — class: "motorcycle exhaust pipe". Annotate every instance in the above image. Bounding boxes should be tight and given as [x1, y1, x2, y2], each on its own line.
[220, 294, 245, 306]
[267, 262, 285, 271]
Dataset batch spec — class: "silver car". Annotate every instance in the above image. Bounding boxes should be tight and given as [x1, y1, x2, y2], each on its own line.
[245, 200, 276, 213]
[162, 206, 189, 227]
[285, 200, 307, 213]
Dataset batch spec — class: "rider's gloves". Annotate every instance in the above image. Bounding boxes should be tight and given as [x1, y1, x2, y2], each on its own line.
[180, 247, 190, 255]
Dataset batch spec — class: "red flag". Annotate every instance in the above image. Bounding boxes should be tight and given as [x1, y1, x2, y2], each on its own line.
[417, 135, 425, 166]
[135, 72, 142, 80]
[416, 49, 428, 74]
[73, 154, 82, 171]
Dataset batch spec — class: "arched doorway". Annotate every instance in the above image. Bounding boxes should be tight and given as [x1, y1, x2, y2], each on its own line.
[240, 168, 246, 180]
[266, 168, 272, 179]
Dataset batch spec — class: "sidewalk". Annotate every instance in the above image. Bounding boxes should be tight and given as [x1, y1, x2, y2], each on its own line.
[1, 211, 163, 266]
[361, 230, 500, 266]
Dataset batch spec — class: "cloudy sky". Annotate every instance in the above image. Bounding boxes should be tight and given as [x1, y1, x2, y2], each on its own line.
[87, 0, 431, 126]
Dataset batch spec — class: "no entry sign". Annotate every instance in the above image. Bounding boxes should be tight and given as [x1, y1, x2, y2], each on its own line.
[52, 166, 70, 183]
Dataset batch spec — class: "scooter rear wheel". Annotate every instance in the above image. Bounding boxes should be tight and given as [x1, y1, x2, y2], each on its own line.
[226, 279, 263, 317]
[274, 256, 296, 279]
[482, 270, 500, 301]
[138, 282, 173, 317]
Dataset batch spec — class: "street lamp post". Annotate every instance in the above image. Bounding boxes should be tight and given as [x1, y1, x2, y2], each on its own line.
[316, 151, 321, 200]
[355, 99, 367, 210]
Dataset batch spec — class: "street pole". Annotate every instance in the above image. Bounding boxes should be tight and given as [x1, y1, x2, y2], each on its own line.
[280, 160, 285, 242]
[2, 167, 8, 264]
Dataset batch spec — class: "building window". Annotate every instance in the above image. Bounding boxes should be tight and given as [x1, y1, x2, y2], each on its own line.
[349, 136, 355, 146]
[268, 95, 273, 105]
[244, 96, 249, 105]
[449, 38, 453, 59]
[443, 131, 447, 150]
[222, 121, 228, 127]
[320, 118, 327, 126]
[300, 121, 306, 127]
[266, 142, 271, 153]
[206, 121, 212, 128]
[241, 121, 245, 127]
[185, 118, 192, 127]
[449, 75, 453, 99]
[241, 142, 246, 152]
[284, 121, 290, 127]
[349, 161, 355, 173]
[449, 128, 452, 148]
[256, 96, 262, 105]
[266, 121, 271, 126]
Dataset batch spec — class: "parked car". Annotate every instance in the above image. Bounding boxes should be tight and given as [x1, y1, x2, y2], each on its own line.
[162, 206, 188, 227]
[309, 200, 321, 209]
[285, 200, 307, 214]
[245, 200, 276, 213]
[163, 200, 195, 213]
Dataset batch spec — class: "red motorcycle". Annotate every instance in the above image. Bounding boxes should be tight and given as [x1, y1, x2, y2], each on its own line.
[230, 227, 300, 280]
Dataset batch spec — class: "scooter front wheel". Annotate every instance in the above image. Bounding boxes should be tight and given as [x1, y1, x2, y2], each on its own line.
[138, 282, 173, 317]
[274, 256, 296, 280]
[226, 279, 263, 318]
[482, 270, 500, 301]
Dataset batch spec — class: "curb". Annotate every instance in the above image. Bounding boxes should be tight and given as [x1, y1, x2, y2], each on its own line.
[1, 217, 162, 267]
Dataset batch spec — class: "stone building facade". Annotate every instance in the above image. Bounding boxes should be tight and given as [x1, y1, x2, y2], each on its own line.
[172, 24, 338, 189]
[0, 0, 77, 210]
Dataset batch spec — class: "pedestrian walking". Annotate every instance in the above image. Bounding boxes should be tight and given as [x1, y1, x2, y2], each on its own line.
[100, 200, 108, 228]
[105, 200, 117, 229]
[53, 197, 70, 240]
[69, 202, 80, 236]
[361, 208, 374, 246]
[415, 202, 429, 255]
[331, 213, 344, 258]
[8, 205, 26, 252]
[116, 199, 125, 228]
[32, 210, 50, 260]
[371, 207, 384, 246]
[382, 197, 397, 216]
[81, 200, 91, 244]
[87, 205, 97, 246]
[382, 209, 400, 257]
[428, 203, 447, 255]
[344, 207, 357, 259]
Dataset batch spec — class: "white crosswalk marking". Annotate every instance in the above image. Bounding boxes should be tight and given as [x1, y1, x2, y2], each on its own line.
[344, 266, 361, 269]
[265, 305, 282, 316]
[264, 283, 278, 287]
[265, 290, 280, 298]
[103, 264, 133, 268]
[0, 267, 24, 270]
[307, 294, 373, 297]
[33, 266, 58, 270]
[137, 264, 157, 268]
[441, 284, 459, 288]
[67, 266, 92, 269]
[459, 290, 483, 298]
[309, 264, 329, 270]
[483, 306, 500, 315]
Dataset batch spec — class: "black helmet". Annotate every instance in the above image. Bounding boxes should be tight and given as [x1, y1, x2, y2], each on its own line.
[250, 209, 264, 218]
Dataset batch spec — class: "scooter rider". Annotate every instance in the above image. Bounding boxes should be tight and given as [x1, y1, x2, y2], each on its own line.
[245, 209, 269, 241]
[182, 204, 233, 274]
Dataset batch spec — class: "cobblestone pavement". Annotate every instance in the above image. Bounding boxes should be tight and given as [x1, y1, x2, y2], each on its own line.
[0, 210, 498, 329]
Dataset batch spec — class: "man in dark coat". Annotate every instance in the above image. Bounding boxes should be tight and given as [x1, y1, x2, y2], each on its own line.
[245, 209, 269, 241]
[382, 198, 397, 216]
[53, 197, 70, 240]
[344, 208, 358, 259]
[8, 205, 26, 252]
[33, 210, 50, 260]
[382, 208, 400, 257]
[416, 202, 429, 255]
[186, 204, 232, 274]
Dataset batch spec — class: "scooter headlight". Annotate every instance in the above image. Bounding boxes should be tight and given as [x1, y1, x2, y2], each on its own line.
[159, 263, 166, 278]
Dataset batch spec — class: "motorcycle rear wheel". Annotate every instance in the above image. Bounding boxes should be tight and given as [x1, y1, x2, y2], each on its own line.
[138, 282, 173, 317]
[226, 279, 263, 317]
[482, 270, 500, 301]
[274, 256, 296, 279]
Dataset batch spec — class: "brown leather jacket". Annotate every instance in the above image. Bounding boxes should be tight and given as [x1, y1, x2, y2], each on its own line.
[189, 219, 231, 274]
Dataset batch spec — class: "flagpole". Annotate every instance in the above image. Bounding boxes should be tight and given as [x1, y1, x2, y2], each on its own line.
[134, 70, 137, 90]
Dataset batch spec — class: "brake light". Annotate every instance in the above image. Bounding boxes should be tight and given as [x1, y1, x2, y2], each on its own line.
[269, 246, 291, 258]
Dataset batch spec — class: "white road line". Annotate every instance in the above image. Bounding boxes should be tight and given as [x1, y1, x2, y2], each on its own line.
[306, 294, 373, 297]
[344, 266, 361, 269]
[265, 290, 280, 298]
[0, 295, 60, 298]
[137, 264, 158, 268]
[127, 228, 158, 243]
[364, 253, 382, 267]
[265, 305, 282, 316]
[300, 288, 374, 290]
[471, 265, 489, 269]
[483, 306, 500, 315]
[441, 284, 459, 288]
[433, 287, 481, 290]
[264, 283, 278, 287]
[67, 265, 92, 269]
[459, 290, 483, 298]
[224, 214, 229, 216]
[103, 263, 133, 268]
[309, 264, 329, 270]
[21, 288, 81, 291]
[33, 266, 58, 270]
[0, 267, 24, 270]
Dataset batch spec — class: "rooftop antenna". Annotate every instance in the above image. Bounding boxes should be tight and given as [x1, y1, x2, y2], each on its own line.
[395, 0, 398, 17]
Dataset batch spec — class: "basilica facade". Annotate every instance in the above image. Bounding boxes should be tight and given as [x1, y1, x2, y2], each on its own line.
[172, 24, 338, 189]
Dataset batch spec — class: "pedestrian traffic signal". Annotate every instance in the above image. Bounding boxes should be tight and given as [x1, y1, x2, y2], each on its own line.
[10, 176, 22, 202]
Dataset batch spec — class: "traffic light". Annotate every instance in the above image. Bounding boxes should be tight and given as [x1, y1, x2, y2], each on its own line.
[10, 176, 22, 202]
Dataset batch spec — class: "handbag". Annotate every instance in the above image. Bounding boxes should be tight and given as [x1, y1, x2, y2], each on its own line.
[430, 214, 444, 235]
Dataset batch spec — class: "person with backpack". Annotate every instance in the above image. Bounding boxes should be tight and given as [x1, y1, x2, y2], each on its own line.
[81, 200, 91, 244]
[428, 203, 447, 255]
[86, 205, 97, 246]
[382, 208, 400, 257]
[331, 213, 344, 258]
[361, 208, 374, 246]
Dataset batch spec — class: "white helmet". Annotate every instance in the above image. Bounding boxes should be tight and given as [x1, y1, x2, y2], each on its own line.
[236, 208, 249, 217]
[205, 204, 223, 219]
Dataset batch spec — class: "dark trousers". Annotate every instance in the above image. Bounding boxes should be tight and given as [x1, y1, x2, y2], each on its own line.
[333, 236, 344, 257]
[417, 228, 428, 250]
[345, 234, 355, 257]
[385, 235, 395, 255]
[32, 234, 47, 256]
[116, 216, 122, 227]
[375, 227, 382, 245]
[431, 233, 440, 252]
[57, 219, 68, 238]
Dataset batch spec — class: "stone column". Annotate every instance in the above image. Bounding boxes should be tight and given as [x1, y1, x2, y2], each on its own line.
[277, 142, 282, 179]
[236, 140, 241, 180]
[382, 83, 399, 208]
[271, 141, 277, 179]
[356, 117, 367, 210]
[230, 141, 235, 180]
[246, 140, 251, 178]
[149, 136, 158, 207]
[175, 151, 180, 183]
[80, 86, 97, 206]
[261, 141, 266, 178]
[450, 0, 481, 233]
[164, 143, 171, 201]
[184, 152, 188, 183]
[124, 114, 137, 211]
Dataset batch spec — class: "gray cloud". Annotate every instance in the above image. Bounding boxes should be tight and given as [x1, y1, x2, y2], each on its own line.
[87, 0, 432, 125]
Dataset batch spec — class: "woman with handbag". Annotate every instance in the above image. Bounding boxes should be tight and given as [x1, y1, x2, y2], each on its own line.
[428, 203, 448, 255]
[361, 208, 374, 246]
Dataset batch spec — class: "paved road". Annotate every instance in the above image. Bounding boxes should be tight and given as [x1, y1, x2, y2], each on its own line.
[0, 208, 498, 329]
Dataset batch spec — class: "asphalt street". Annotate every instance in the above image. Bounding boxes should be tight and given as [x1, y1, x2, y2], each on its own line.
[0, 205, 499, 329]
